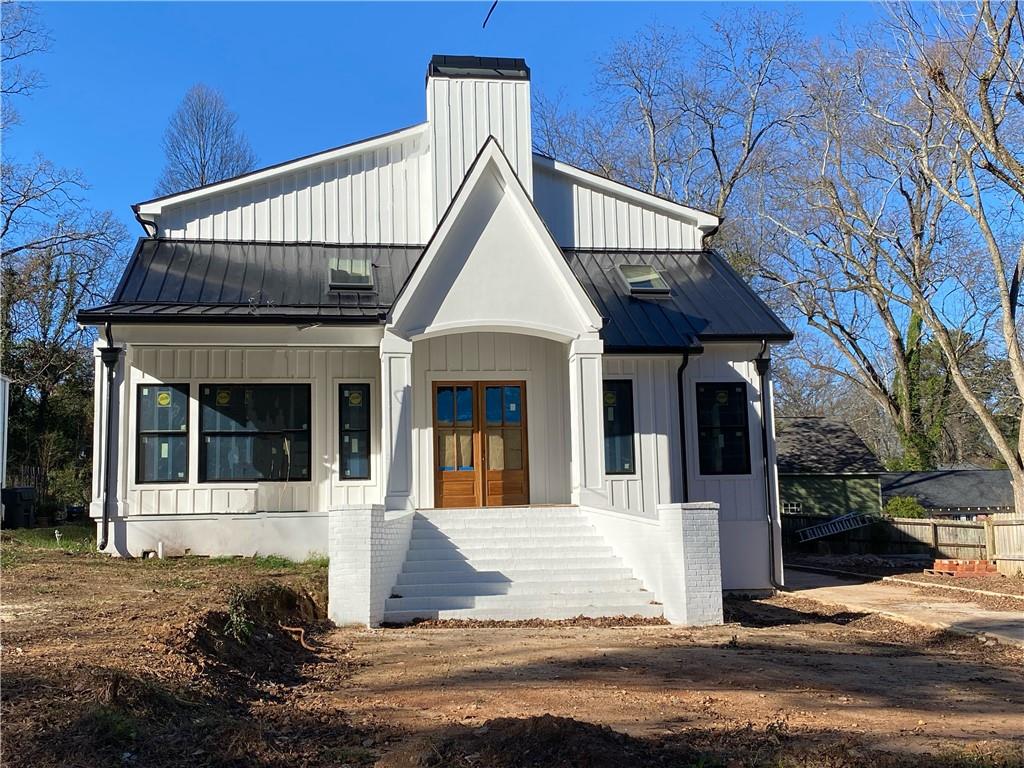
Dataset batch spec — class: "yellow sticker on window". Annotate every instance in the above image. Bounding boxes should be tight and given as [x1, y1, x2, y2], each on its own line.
[716, 391, 729, 405]
[348, 391, 363, 407]
[216, 390, 231, 406]
[156, 391, 172, 407]
[604, 392, 617, 405]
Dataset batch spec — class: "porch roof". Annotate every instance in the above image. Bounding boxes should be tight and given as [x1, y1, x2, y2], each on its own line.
[78, 238, 420, 324]
[564, 248, 793, 352]
[79, 239, 793, 349]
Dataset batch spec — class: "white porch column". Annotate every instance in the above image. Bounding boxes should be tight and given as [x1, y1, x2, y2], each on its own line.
[380, 331, 414, 510]
[568, 335, 608, 507]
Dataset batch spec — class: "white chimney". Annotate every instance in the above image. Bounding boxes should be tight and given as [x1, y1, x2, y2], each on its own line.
[426, 55, 533, 224]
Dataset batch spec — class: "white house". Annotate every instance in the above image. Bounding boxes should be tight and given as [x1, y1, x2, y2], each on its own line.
[79, 56, 792, 626]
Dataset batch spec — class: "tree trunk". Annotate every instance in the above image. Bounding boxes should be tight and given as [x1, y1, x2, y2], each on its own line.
[1013, 474, 1024, 519]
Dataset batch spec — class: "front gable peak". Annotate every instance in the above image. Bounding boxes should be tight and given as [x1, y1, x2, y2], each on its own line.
[389, 138, 602, 343]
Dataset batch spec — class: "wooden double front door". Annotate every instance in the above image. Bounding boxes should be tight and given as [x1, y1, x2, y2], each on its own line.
[433, 381, 529, 508]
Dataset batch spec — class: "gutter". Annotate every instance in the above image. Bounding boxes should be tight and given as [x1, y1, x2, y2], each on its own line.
[131, 204, 158, 237]
[755, 339, 783, 591]
[98, 322, 123, 552]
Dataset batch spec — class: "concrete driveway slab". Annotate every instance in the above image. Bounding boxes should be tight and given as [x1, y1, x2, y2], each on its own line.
[784, 567, 1024, 647]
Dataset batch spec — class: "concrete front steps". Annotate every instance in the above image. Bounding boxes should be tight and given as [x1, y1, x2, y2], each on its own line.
[383, 506, 661, 624]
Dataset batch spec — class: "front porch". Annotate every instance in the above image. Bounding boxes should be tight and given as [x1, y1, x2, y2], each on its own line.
[328, 502, 724, 626]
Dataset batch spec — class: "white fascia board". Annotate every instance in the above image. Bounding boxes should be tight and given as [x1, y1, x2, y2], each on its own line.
[136, 123, 429, 216]
[532, 153, 720, 232]
[390, 138, 603, 337]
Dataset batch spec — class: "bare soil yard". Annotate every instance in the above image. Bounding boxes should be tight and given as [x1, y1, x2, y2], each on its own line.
[2, 527, 1023, 767]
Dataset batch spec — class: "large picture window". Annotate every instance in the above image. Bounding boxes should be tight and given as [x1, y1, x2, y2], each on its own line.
[137, 384, 189, 483]
[199, 384, 311, 482]
[339, 383, 371, 480]
[603, 379, 636, 475]
[696, 382, 751, 475]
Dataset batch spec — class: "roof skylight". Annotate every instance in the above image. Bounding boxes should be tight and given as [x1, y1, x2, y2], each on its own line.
[618, 264, 670, 295]
[329, 252, 374, 290]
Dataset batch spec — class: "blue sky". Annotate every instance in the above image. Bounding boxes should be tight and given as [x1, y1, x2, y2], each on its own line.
[8, 1, 878, 239]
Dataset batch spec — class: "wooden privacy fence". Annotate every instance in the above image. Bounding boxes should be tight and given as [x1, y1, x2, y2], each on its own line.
[782, 513, 1024, 575]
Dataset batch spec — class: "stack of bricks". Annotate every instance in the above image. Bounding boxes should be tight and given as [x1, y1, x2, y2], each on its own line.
[928, 559, 998, 577]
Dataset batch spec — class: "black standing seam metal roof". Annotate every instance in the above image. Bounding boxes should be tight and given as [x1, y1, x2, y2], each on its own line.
[564, 249, 792, 352]
[78, 239, 793, 349]
[80, 238, 420, 324]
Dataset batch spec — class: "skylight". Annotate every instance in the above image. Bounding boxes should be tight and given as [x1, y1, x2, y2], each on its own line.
[618, 264, 670, 295]
[329, 252, 374, 290]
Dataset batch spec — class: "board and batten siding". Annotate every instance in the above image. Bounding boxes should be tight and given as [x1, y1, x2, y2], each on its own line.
[427, 76, 532, 223]
[533, 164, 703, 250]
[412, 332, 570, 508]
[156, 133, 432, 245]
[120, 346, 383, 518]
[602, 356, 685, 516]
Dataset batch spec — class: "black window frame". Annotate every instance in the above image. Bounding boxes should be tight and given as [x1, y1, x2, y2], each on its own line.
[603, 378, 637, 476]
[338, 383, 372, 481]
[136, 383, 190, 485]
[695, 381, 752, 476]
[198, 383, 312, 483]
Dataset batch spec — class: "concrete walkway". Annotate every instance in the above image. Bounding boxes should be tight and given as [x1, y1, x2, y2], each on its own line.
[784, 568, 1024, 647]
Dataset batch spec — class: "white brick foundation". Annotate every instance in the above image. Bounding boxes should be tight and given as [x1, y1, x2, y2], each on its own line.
[328, 505, 414, 626]
[583, 502, 724, 626]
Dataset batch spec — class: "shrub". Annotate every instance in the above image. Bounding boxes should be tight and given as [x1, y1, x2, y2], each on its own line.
[886, 496, 927, 519]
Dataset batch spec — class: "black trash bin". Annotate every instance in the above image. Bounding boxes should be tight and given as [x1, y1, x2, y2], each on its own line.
[1, 487, 38, 529]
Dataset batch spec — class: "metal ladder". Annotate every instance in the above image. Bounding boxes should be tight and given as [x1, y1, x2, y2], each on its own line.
[797, 512, 874, 542]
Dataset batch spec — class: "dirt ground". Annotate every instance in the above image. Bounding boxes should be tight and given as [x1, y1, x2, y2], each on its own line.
[3, 529, 1023, 767]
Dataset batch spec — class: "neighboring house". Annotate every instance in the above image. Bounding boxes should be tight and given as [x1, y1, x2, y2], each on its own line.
[881, 470, 1013, 519]
[776, 417, 884, 517]
[78, 56, 792, 626]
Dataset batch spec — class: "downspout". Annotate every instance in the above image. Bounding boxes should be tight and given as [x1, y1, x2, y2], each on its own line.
[755, 339, 783, 591]
[98, 322, 123, 552]
[676, 351, 691, 502]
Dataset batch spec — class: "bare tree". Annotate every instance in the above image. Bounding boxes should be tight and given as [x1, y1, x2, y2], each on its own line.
[155, 83, 257, 196]
[761, 39, 973, 469]
[880, 1, 1024, 509]
[1, 0, 49, 129]
[0, 2, 127, 507]
[533, 11, 803, 274]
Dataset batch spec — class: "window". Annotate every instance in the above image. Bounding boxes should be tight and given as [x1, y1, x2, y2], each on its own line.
[617, 263, 670, 295]
[696, 382, 751, 475]
[329, 250, 373, 290]
[137, 384, 189, 483]
[782, 501, 803, 515]
[603, 379, 636, 475]
[199, 384, 311, 482]
[339, 384, 371, 479]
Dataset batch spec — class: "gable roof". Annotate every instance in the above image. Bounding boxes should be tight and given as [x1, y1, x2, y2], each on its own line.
[388, 136, 603, 341]
[881, 470, 1014, 511]
[134, 123, 428, 217]
[77, 239, 419, 324]
[532, 154, 719, 231]
[776, 417, 884, 475]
